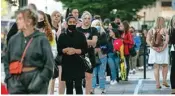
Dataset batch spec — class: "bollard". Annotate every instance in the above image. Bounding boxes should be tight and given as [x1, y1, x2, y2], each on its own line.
[143, 43, 147, 79]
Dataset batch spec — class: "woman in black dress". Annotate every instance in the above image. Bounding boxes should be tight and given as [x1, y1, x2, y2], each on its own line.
[57, 16, 88, 94]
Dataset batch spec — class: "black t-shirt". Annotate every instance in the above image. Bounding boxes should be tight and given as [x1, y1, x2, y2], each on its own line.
[77, 27, 98, 40]
[77, 27, 98, 66]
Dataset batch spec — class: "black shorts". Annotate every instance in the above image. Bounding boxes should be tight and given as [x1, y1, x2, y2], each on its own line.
[86, 68, 93, 74]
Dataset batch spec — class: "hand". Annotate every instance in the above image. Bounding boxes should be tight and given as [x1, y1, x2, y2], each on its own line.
[95, 48, 101, 52]
[87, 40, 96, 48]
[62, 48, 70, 53]
[153, 47, 162, 53]
[66, 48, 76, 55]
[158, 47, 164, 53]
[152, 47, 158, 52]
[75, 49, 82, 54]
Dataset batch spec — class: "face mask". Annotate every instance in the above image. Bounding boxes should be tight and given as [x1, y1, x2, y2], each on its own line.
[68, 25, 76, 32]
[37, 21, 45, 28]
[95, 26, 101, 32]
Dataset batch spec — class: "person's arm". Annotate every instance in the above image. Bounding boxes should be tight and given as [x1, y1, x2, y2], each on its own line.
[57, 34, 69, 55]
[123, 33, 134, 45]
[40, 37, 54, 81]
[146, 29, 158, 51]
[87, 27, 98, 47]
[146, 29, 154, 47]
[4, 41, 11, 83]
[161, 28, 169, 51]
[87, 36, 98, 47]
[75, 34, 88, 55]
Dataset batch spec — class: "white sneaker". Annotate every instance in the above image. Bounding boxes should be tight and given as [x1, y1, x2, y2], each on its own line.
[106, 76, 111, 82]
[133, 69, 136, 74]
[138, 66, 144, 70]
[129, 70, 133, 74]
[148, 66, 153, 70]
[110, 80, 117, 85]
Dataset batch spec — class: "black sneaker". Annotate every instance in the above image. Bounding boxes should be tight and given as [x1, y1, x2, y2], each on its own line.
[101, 91, 106, 94]
[90, 92, 94, 94]
[101, 89, 106, 94]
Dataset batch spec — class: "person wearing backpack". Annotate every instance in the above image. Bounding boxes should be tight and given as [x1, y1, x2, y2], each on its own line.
[169, 15, 175, 94]
[146, 17, 170, 89]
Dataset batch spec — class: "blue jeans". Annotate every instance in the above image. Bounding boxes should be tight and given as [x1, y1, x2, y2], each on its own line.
[92, 56, 107, 89]
[107, 53, 120, 81]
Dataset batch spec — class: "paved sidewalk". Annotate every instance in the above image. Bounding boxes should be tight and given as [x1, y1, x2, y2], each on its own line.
[1, 63, 171, 94]
[52, 67, 171, 94]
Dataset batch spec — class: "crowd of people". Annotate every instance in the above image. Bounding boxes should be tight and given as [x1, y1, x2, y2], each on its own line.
[2, 3, 175, 94]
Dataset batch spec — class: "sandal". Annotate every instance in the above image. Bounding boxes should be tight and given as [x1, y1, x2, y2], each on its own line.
[156, 85, 162, 89]
[163, 82, 170, 87]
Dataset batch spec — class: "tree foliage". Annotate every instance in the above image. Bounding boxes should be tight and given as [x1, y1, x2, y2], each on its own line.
[57, 0, 156, 21]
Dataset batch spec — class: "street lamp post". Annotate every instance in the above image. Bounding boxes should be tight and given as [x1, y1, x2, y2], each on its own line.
[143, 11, 147, 79]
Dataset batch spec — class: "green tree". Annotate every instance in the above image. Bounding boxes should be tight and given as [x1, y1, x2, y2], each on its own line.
[56, 0, 156, 21]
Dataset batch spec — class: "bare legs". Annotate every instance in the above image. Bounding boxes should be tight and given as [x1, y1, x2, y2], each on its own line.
[154, 64, 160, 88]
[58, 66, 66, 94]
[162, 64, 169, 87]
[154, 64, 169, 89]
[85, 72, 92, 94]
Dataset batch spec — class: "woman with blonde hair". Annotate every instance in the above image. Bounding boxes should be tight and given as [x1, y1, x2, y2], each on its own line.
[49, 10, 66, 94]
[146, 17, 169, 89]
[77, 11, 98, 94]
[91, 19, 108, 94]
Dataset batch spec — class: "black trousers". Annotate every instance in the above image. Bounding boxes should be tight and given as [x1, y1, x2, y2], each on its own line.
[170, 51, 175, 90]
[125, 55, 130, 79]
[65, 79, 83, 94]
[6, 69, 49, 94]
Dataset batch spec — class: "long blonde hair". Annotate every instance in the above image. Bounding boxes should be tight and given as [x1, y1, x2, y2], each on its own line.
[91, 19, 105, 35]
[153, 17, 166, 29]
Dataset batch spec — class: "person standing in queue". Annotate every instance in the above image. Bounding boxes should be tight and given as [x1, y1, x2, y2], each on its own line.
[36, 10, 58, 94]
[91, 19, 108, 94]
[4, 8, 54, 94]
[121, 21, 134, 81]
[169, 15, 175, 94]
[7, 3, 37, 44]
[147, 17, 169, 89]
[57, 16, 88, 94]
[50, 10, 66, 94]
[77, 11, 98, 94]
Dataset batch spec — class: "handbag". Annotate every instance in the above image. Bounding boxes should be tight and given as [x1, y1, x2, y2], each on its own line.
[9, 38, 33, 74]
[129, 45, 137, 57]
[127, 33, 136, 57]
[79, 56, 92, 71]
